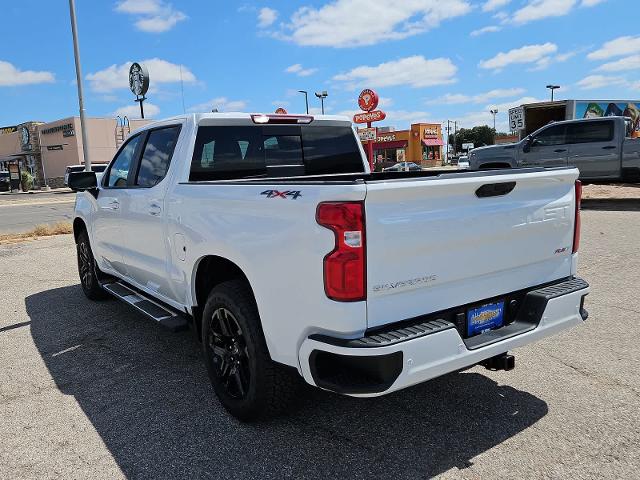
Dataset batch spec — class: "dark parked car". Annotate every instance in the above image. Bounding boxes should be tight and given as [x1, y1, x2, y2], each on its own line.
[383, 162, 422, 172]
[64, 164, 107, 190]
[0, 171, 10, 191]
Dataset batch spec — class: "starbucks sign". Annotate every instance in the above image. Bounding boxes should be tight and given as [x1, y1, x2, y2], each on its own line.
[129, 62, 149, 97]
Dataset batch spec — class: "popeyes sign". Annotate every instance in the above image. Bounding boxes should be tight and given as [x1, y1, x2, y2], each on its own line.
[354, 88, 386, 124]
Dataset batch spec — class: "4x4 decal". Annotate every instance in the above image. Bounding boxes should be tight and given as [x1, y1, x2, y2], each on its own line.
[261, 190, 302, 199]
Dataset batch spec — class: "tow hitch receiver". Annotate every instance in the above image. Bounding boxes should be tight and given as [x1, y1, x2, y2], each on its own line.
[481, 353, 515, 371]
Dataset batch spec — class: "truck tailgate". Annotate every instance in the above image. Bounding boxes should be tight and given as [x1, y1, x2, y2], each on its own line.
[364, 169, 578, 329]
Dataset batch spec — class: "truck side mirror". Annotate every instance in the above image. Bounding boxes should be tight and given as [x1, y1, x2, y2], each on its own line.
[522, 136, 533, 153]
[68, 171, 97, 191]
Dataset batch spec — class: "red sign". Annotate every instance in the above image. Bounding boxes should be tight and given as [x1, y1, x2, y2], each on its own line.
[274, 107, 288, 114]
[353, 110, 386, 124]
[358, 89, 379, 112]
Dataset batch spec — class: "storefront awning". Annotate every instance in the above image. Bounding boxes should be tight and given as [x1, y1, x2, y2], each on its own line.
[422, 138, 443, 146]
[372, 140, 408, 150]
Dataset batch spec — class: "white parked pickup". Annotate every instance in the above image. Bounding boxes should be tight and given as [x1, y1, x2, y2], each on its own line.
[70, 113, 589, 421]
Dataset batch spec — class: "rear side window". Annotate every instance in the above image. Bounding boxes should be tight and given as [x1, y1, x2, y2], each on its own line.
[189, 125, 364, 181]
[566, 121, 614, 144]
[135, 126, 181, 187]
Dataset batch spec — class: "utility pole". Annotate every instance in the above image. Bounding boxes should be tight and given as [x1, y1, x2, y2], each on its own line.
[68, 0, 91, 172]
[453, 121, 458, 156]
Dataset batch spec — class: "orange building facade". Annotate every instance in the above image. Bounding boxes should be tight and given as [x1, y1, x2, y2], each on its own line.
[362, 123, 444, 167]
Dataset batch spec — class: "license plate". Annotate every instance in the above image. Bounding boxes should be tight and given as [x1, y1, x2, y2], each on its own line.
[467, 301, 505, 336]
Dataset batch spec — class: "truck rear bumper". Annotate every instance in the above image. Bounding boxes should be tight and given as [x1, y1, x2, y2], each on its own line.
[298, 277, 589, 397]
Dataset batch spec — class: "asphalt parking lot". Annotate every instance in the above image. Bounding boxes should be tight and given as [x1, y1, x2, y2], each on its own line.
[1, 206, 639, 479]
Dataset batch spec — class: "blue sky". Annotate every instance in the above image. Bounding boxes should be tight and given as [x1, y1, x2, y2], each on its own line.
[1, 0, 640, 131]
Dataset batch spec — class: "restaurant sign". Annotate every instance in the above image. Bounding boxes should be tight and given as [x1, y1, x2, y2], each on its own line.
[376, 133, 397, 142]
[41, 123, 75, 137]
[0, 125, 17, 135]
[353, 110, 386, 124]
[424, 126, 439, 137]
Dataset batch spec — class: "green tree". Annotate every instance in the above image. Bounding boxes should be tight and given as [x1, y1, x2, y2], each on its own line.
[449, 125, 496, 152]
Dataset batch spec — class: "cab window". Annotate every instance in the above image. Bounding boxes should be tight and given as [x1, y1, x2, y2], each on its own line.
[106, 134, 143, 187]
[135, 126, 181, 187]
[534, 124, 566, 147]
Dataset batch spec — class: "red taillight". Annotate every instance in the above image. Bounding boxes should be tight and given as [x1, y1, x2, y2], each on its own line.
[316, 202, 366, 302]
[573, 180, 582, 253]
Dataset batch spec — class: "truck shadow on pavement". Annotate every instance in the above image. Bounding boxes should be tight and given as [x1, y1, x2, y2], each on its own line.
[26, 285, 548, 479]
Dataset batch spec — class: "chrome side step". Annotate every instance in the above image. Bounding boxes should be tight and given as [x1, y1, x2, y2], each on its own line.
[102, 281, 188, 332]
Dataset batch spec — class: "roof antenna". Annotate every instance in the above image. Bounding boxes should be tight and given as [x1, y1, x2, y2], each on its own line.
[179, 64, 186, 113]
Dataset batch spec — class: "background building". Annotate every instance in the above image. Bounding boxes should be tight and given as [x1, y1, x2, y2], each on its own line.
[362, 123, 444, 168]
[0, 117, 149, 188]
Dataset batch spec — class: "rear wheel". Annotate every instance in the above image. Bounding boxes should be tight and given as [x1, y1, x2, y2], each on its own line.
[201, 279, 298, 421]
[76, 230, 109, 300]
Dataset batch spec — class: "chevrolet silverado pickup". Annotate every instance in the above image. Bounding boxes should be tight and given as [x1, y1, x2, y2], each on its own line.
[469, 116, 640, 182]
[69, 113, 589, 421]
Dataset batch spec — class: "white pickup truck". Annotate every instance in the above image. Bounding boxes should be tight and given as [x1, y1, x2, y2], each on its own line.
[69, 113, 589, 421]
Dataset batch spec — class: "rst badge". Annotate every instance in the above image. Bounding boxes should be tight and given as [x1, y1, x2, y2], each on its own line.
[261, 190, 302, 199]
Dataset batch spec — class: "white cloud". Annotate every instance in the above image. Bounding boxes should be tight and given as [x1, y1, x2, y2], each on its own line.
[483, 0, 510, 12]
[115, 0, 186, 33]
[511, 0, 607, 24]
[285, 63, 318, 77]
[512, 0, 576, 24]
[479, 43, 558, 70]
[86, 58, 196, 92]
[0, 60, 54, 87]
[588, 35, 640, 60]
[576, 75, 627, 90]
[278, 0, 472, 48]
[430, 88, 526, 105]
[484, 96, 541, 111]
[188, 97, 248, 113]
[258, 7, 278, 27]
[333, 55, 457, 89]
[596, 55, 640, 72]
[271, 100, 290, 107]
[113, 102, 160, 118]
[470, 25, 501, 36]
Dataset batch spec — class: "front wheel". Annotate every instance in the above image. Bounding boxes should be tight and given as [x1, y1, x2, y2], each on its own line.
[76, 230, 109, 301]
[201, 280, 299, 421]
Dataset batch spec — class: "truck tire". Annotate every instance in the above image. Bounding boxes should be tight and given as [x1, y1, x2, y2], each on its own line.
[76, 230, 109, 301]
[201, 279, 299, 421]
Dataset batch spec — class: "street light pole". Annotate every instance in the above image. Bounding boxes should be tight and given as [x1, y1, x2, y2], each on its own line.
[315, 91, 328, 114]
[298, 90, 309, 114]
[68, 0, 91, 172]
[546, 84, 560, 102]
[490, 109, 498, 131]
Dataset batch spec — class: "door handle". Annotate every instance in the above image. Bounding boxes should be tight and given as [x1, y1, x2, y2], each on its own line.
[149, 203, 162, 216]
[602, 145, 616, 150]
[554, 149, 567, 153]
[101, 199, 119, 210]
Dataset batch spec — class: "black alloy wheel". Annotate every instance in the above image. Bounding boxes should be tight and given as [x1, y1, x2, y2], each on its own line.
[76, 230, 109, 300]
[206, 307, 251, 399]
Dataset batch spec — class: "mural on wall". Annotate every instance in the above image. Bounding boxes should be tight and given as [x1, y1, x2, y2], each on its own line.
[576, 102, 640, 138]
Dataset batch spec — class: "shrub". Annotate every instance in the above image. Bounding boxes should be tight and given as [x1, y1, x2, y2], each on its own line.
[20, 170, 34, 191]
